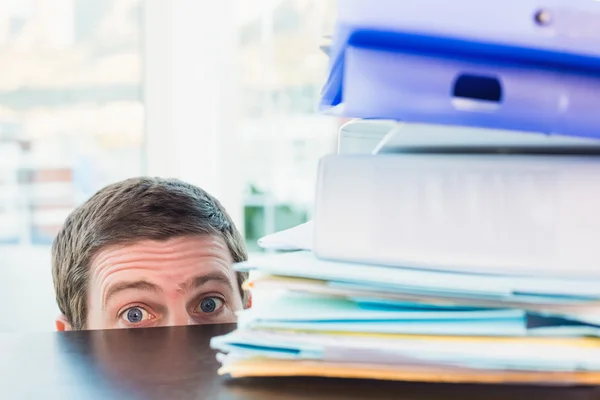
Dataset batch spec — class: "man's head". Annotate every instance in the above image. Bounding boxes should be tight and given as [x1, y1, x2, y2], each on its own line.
[52, 177, 249, 330]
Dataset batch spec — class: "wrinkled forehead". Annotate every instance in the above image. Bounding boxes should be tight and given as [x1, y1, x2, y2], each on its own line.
[88, 235, 236, 287]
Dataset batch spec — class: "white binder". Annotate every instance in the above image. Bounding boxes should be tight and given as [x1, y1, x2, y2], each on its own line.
[313, 125, 600, 278]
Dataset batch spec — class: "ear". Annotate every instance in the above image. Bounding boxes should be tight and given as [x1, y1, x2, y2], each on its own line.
[55, 315, 73, 331]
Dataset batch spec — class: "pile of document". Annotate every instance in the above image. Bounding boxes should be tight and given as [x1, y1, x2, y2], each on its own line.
[212, 220, 600, 385]
[211, 0, 600, 385]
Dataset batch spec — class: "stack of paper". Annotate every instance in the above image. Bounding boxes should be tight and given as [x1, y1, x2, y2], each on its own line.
[211, 229, 600, 385]
[211, 0, 600, 385]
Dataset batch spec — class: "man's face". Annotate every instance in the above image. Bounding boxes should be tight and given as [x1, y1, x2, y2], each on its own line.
[82, 235, 243, 330]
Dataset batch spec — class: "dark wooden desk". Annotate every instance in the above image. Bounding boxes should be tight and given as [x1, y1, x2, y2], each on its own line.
[0, 324, 599, 400]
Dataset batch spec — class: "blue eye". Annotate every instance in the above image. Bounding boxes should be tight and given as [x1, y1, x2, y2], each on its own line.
[127, 308, 143, 322]
[120, 307, 151, 324]
[198, 297, 224, 313]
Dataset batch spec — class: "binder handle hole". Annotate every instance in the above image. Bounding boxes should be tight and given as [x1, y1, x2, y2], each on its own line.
[452, 74, 502, 112]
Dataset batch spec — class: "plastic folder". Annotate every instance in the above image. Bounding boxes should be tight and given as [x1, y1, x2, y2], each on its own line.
[219, 359, 600, 385]
[321, 0, 600, 138]
[237, 251, 600, 300]
[212, 330, 600, 373]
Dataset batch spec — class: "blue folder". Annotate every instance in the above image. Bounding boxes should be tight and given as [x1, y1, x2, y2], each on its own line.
[320, 27, 600, 138]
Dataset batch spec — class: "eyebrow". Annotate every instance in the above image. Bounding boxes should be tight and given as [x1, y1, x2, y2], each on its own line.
[178, 272, 234, 293]
[103, 281, 162, 308]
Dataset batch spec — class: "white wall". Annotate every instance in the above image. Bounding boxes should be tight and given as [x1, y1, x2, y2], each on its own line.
[143, 0, 244, 231]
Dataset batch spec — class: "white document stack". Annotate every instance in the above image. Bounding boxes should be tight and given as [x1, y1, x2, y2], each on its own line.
[211, 0, 600, 386]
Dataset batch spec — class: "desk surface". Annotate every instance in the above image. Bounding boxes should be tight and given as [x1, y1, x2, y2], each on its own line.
[0, 324, 599, 400]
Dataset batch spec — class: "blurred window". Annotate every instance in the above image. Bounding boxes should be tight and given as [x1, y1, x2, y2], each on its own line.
[237, 0, 339, 252]
[0, 0, 144, 332]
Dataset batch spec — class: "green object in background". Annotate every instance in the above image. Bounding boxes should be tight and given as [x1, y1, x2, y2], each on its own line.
[244, 205, 265, 253]
[244, 202, 308, 253]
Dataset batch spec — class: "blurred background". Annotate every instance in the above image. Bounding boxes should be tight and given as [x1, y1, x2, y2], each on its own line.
[0, 0, 340, 332]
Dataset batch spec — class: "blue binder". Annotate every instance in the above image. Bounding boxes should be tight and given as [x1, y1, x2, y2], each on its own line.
[321, 1, 600, 139]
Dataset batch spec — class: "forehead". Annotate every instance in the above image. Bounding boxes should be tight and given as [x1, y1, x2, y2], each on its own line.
[89, 235, 235, 286]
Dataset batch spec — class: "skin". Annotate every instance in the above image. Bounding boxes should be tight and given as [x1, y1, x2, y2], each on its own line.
[56, 235, 245, 331]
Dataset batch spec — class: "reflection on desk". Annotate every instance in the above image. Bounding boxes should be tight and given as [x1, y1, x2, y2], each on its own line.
[0, 324, 598, 400]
